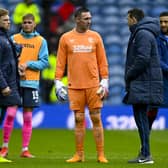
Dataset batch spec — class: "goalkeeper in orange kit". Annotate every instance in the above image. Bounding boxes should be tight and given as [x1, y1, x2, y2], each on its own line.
[55, 7, 109, 163]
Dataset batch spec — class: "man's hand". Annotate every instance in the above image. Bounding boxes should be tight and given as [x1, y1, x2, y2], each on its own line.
[97, 79, 109, 100]
[18, 64, 27, 77]
[1, 86, 11, 96]
[55, 80, 68, 102]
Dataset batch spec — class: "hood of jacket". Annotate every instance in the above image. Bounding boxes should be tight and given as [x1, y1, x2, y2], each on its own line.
[130, 17, 160, 37]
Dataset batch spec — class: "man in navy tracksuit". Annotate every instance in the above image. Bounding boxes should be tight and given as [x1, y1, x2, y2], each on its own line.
[123, 8, 163, 164]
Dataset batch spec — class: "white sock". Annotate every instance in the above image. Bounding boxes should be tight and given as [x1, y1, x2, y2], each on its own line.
[2, 142, 8, 148]
[22, 147, 28, 152]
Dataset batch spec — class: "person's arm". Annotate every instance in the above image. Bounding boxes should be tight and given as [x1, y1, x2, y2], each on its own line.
[55, 35, 68, 101]
[95, 33, 109, 99]
[157, 38, 168, 72]
[126, 30, 151, 81]
[0, 42, 11, 95]
[96, 33, 109, 79]
[26, 38, 49, 70]
[55, 35, 67, 80]
[0, 45, 8, 90]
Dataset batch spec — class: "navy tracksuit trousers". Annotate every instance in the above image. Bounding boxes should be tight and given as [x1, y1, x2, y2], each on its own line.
[132, 104, 150, 157]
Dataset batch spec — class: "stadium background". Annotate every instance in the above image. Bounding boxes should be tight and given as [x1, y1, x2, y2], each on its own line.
[1, 0, 168, 129]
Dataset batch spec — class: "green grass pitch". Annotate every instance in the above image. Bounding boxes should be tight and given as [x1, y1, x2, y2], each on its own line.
[0, 129, 168, 168]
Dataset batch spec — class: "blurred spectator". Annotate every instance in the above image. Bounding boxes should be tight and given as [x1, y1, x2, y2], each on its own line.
[71, 0, 86, 6]
[41, 0, 86, 52]
[12, 0, 41, 32]
[49, 0, 75, 34]
[46, 0, 76, 52]
[40, 0, 55, 38]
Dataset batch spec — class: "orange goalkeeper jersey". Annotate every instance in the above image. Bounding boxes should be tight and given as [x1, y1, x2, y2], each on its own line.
[55, 29, 109, 89]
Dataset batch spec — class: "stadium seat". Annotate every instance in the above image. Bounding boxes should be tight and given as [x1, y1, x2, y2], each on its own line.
[150, 6, 168, 17]
[109, 65, 124, 76]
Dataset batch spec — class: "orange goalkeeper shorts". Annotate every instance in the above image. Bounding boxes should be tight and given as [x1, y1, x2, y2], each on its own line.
[68, 87, 103, 112]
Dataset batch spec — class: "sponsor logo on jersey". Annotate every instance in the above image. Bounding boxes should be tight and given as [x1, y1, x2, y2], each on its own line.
[73, 45, 92, 53]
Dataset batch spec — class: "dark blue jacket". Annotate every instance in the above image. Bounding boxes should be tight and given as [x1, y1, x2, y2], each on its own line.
[0, 28, 21, 106]
[123, 17, 163, 105]
[157, 33, 168, 106]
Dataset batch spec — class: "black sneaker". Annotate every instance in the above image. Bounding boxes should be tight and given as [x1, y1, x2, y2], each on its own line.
[128, 155, 154, 164]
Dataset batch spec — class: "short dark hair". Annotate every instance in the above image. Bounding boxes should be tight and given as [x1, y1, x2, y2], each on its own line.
[160, 11, 168, 17]
[22, 13, 35, 21]
[74, 7, 90, 18]
[0, 8, 8, 17]
[128, 8, 145, 22]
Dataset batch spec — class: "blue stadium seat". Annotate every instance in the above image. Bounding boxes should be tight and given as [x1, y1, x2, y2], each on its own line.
[106, 43, 123, 54]
[108, 57, 124, 67]
[101, 6, 119, 15]
[109, 65, 124, 76]
[150, 6, 168, 17]
[118, 0, 136, 6]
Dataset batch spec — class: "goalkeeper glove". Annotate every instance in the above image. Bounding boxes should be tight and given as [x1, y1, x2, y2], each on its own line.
[97, 79, 109, 100]
[55, 80, 68, 102]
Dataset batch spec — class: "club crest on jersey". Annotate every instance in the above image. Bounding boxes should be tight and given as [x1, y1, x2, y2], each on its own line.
[69, 39, 74, 43]
[88, 37, 94, 43]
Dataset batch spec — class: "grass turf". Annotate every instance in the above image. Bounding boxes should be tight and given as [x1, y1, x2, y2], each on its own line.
[0, 129, 167, 168]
